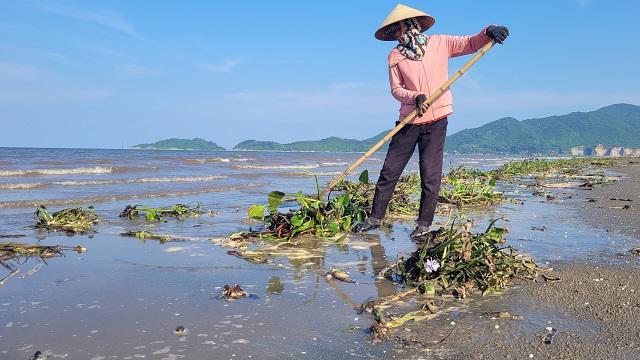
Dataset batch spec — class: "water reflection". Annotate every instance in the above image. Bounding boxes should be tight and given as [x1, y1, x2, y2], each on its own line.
[266, 276, 284, 295]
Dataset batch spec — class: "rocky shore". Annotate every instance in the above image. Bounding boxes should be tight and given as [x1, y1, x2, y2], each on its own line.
[571, 144, 640, 157]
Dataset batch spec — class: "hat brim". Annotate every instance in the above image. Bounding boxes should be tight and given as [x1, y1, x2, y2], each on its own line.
[375, 15, 435, 41]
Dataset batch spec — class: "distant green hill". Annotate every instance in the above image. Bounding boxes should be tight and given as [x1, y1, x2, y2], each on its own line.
[233, 103, 640, 155]
[234, 133, 389, 152]
[446, 103, 640, 154]
[133, 138, 225, 151]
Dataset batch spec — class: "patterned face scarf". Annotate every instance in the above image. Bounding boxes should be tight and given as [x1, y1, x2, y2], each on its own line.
[395, 18, 427, 61]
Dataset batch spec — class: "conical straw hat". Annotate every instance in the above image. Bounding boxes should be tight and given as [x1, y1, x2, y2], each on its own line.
[375, 4, 436, 41]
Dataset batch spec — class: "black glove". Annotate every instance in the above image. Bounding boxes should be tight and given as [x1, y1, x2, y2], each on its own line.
[415, 94, 428, 117]
[486, 25, 509, 44]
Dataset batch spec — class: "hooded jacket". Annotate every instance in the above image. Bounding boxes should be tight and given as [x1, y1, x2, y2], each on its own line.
[388, 27, 491, 125]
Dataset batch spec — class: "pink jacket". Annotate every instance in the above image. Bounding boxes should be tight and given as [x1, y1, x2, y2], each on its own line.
[389, 27, 492, 125]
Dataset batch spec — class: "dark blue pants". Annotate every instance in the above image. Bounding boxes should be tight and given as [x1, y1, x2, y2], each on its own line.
[371, 118, 448, 227]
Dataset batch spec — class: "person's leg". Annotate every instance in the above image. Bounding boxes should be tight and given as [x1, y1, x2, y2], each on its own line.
[416, 118, 448, 228]
[370, 124, 420, 220]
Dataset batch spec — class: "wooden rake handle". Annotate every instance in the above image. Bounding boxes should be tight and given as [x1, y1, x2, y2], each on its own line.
[319, 40, 496, 198]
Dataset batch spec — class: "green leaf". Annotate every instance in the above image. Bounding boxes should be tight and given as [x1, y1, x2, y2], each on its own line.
[314, 174, 321, 200]
[359, 170, 369, 185]
[267, 191, 285, 213]
[146, 209, 158, 222]
[327, 222, 340, 233]
[424, 282, 435, 296]
[341, 216, 352, 229]
[489, 178, 497, 187]
[290, 214, 304, 227]
[248, 205, 265, 220]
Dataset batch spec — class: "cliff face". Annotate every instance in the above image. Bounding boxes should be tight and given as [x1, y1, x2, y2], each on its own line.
[570, 144, 640, 157]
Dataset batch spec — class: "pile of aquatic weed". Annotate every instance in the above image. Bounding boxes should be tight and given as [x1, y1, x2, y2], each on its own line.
[120, 230, 173, 243]
[366, 219, 541, 340]
[119, 203, 204, 222]
[438, 176, 503, 207]
[337, 173, 421, 216]
[245, 171, 372, 240]
[34, 205, 99, 233]
[443, 165, 493, 182]
[492, 157, 616, 179]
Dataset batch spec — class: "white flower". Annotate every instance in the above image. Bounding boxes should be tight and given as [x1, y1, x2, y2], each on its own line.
[425, 258, 440, 273]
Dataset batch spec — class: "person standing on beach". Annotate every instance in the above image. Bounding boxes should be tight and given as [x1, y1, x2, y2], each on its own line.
[355, 4, 509, 239]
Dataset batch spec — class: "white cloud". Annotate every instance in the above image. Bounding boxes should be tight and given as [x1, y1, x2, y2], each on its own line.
[200, 59, 241, 73]
[33, 2, 141, 39]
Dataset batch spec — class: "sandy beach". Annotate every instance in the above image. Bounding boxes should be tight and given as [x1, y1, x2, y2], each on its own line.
[391, 159, 640, 359]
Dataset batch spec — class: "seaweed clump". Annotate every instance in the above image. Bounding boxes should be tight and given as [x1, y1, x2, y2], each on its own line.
[492, 157, 616, 179]
[246, 171, 372, 239]
[438, 177, 503, 207]
[396, 219, 539, 295]
[367, 219, 541, 340]
[34, 205, 99, 233]
[0, 242, 64, 264]
[119, 203, 204, 222]
[337, 173, 420, 216]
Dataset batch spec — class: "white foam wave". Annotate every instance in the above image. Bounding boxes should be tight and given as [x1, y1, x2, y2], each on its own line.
[0, 183, 260, 209]
[283, 171, 342, 177]
[188, 157, 253, 164]
[54, 175, 227, 186]
[233, 164, 320, 170]
[0, 166, 113, 177]
[0, 183, 44, 190]
[320, 162, 349, 166]
[0, 175, 227, 190]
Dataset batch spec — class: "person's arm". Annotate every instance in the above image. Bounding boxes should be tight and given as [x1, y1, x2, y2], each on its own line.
[389, 65, 418, 104]
[442, 27, 492, 58]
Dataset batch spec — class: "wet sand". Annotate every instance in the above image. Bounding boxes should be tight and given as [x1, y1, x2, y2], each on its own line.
[391, 159, 640, 359]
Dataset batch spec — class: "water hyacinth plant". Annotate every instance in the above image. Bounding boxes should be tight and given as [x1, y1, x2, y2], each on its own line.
[443, 166, 492, 183]
[33, 205, 100, 233]
[492, 157, 616, 179]
[119, 203, 204, 222]
[337, 173, 421, 216]
[247, 171, 372, 239]
[119, 230, 173, 242]
[396, 219, 539, 295]
[438, 177, 504, 207]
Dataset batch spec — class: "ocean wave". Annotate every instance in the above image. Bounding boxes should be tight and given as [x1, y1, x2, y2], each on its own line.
[319, 162, 349, 166]
[0, 182, 45, 190]
[0, 175, 227, 191]
[186, 157, 254, 164]
[0, 183, 262, 209]
[55, 175, 227, 186]
[0, 166, 151, 177]
[233, 164, 321, 170]
[280, 171, 342, 177]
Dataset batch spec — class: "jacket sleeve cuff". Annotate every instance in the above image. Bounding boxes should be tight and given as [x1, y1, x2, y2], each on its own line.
[482, 25, 495, 41]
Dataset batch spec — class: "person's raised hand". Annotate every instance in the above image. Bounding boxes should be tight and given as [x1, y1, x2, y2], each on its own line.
[486, 25, 509, 44]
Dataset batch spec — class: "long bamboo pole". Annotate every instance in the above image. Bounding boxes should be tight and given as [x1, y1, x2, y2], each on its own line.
[319, 40, 496, 198]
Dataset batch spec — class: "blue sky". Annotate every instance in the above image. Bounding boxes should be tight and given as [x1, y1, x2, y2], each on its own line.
[1, 0, 639, 149]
